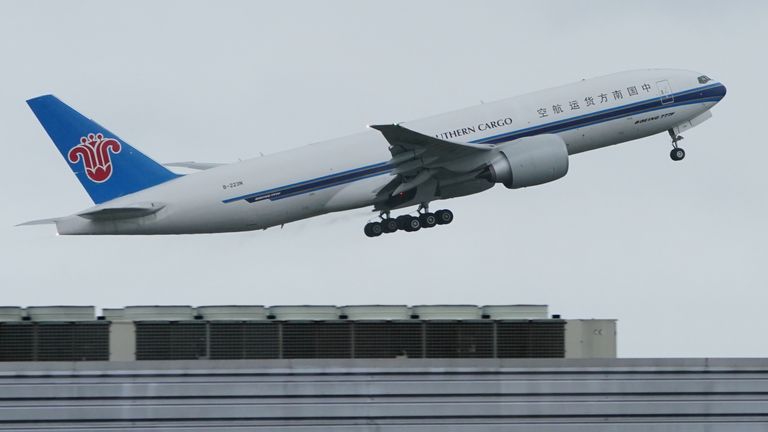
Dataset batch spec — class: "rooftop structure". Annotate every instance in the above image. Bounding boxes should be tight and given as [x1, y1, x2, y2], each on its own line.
[0, 305, 616, 362]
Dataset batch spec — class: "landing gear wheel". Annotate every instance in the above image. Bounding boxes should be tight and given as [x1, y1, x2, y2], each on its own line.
[419, 213, 437, 228]
[395, 215, 412, 231]
[435, 209, 454, 225]
[670, 148, 685, 161]
[364, 222, 383, 237]
[382, 218, 398, 233]
[404, 216, 421, 232]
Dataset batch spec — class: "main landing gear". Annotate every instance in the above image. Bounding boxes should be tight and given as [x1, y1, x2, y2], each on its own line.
[668, 129, 686, 161]
[364, 205, 454, 238]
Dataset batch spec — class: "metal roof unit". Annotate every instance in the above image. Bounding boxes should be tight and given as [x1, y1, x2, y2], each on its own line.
[123, 306, 196, 321]
[412, 305, 481, 320]
[269, 306, 340, 320]
[482, 305, 549, 320]
[341, 305, 411, 320]
[2, 305, 563, 323]
[0, 307, 24, 322]
[101, 308, 125, 321]
[26, 306, 95, 322]
[196, 306, 269, 321]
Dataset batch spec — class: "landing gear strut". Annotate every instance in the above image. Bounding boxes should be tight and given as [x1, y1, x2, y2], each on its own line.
[363, 204, 453, 237]
[668, 129, 685, 161]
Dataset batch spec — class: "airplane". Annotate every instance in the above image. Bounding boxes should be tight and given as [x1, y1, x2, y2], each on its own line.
[20, 69, 726, 237]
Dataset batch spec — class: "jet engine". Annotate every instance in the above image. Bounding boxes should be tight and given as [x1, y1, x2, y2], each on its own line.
[480, 134, 569, 189]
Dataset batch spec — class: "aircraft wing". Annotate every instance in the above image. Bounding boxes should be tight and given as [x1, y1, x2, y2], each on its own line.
[369, 124, 491, 155]
[369, 124, 493, 196]
[369, 124, 492, 170]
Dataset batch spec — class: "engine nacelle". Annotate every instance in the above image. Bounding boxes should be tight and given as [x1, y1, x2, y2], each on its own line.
[483, 134, 569, 189]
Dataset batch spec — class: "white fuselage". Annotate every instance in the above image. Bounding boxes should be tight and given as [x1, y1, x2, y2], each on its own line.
[56, 69, 726, 235]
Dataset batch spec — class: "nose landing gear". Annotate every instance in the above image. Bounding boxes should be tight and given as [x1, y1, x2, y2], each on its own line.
[669, 129, 685, 161]
[670, 147, 686, 161]
[363, 205, 453, 237]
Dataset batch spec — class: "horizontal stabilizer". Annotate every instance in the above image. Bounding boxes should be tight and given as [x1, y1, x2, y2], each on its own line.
[164, 161, 224, 170]
[17, 217, 62, 226]
[77, 202, 164, 221]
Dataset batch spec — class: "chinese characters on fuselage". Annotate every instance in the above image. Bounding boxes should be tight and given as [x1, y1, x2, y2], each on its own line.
[536, 83, 654, 118]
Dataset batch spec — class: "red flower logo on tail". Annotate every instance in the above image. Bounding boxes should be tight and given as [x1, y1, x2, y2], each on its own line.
[68, 133, 122, 183]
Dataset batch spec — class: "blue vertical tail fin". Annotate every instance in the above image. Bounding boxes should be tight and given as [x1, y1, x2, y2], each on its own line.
[27, 95, 180, 204]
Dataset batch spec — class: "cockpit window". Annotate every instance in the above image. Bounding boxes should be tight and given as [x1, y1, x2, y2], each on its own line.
[698, 75, 711, 84]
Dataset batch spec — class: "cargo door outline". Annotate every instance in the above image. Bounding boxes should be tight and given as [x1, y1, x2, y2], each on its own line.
[656, 80, 674, 105]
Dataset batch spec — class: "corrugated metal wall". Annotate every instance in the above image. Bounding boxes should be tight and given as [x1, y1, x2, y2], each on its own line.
[0, 358, 766, 431]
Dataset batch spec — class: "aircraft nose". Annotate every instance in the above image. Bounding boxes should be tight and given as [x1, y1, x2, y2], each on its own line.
[717, 82, 727, 100]
[697, 73, 726, 102]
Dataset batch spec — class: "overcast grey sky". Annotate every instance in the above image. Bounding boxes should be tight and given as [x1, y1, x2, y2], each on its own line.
[1, 0, 765, 357]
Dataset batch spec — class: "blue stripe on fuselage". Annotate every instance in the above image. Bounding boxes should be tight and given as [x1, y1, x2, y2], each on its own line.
[224, 83, 725, 204]
[222, 162, 394, 204]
